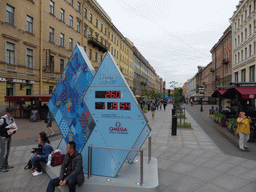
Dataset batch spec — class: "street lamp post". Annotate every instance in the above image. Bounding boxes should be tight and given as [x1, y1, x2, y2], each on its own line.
[199, 87, 205, 112]
[200, 98, 203, 112]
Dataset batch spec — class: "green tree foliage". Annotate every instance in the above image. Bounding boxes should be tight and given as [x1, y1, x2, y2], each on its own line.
[172, 88, 185, 103]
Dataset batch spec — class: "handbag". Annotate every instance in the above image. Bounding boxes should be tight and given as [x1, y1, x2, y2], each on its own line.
[51, 154, 65, 167]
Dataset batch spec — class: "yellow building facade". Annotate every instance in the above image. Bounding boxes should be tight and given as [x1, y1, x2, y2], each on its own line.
[0, 0, 135, 114]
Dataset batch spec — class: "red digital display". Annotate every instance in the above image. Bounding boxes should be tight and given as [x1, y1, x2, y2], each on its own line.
[107, 102, 118, 110]
[95, 91, 121, 99]
[120, 102, 131, 110]
[95, 102, 105, 110]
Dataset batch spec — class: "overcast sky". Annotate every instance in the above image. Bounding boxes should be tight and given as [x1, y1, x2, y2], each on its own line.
[96, 0, 239, 88]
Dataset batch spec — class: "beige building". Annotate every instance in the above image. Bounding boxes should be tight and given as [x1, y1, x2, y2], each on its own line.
[230, 0, 256, 83]
[0, 0, 137, 114]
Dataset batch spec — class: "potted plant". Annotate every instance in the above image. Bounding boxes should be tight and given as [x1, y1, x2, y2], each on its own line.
[227, 118, 237, 135]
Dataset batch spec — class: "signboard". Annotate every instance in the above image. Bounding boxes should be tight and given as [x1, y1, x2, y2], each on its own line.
[81, 52, 151, 177]
[199, 88, 205, 98]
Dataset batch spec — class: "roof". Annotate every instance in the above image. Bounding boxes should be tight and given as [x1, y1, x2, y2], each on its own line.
[5, 95, 52, 102]
[211, 89, 227, 98]
[223, 87, 256, 99]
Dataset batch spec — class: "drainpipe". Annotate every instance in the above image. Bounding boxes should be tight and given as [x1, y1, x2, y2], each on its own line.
[39, 0, 43, 94]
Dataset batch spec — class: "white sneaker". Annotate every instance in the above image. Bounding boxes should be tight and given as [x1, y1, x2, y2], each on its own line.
[50, 132, 55, 136]
[32, 171, 43, 176]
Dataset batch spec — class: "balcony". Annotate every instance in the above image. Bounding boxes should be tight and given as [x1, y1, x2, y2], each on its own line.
[222, 59, 229, 64]
[87, 35, 107, 52]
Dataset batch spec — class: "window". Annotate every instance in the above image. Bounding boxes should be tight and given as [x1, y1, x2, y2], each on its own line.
[249, 25, 252, 36]
[50, 0, 54, 15]
[241, 50, 243, 61]
[95, 52, 98, 62]
[70, 16, 73, 28]
[26, 87, 32, 96]
[26, 49, 33, 68]
[6, 84, 13, 96]
[77, 2, 81, 13]
[60, 59, 64, 74]
[50, 55, 54, 72]
[101, 24, 103, 32]
[60, 33, 64, 47]
[101, 55, 103, 62]
[249, 5, 252, 13]
[249, 45, 252, 57]
[6, 42, 15, 64]
[26, 16, 33, 33]
[90, 13, 92, 23]
[89, 49, 92, 60]
[49, 27, 54, 42]
[69, 38, 73, 51]
[6, 4, 14, 25]
[84, 46, 86, 52]
[105, 28, 107, 35]
[84, 8, 87, 18]
[96, 19, 98, 28]
[49, 86, 54, 94]
[70, 0, 73, 6]
[60, 9, 65, 22]
[245, 47, 247, 59]
[250, 65, 255, 82]
[241, 69, 246, 82]
[245, 28, 247, 39]
[77, 21, 80, 32]
[84, 26, 87, 37]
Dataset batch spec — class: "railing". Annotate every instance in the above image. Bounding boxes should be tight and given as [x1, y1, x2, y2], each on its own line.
[87, 35, 107, 52]
[88, 135, 152, 186]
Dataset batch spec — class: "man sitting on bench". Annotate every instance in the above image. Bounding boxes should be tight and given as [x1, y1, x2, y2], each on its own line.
[46, 141, 84, 192]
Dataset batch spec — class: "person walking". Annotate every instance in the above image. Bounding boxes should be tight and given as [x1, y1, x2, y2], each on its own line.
[31, 131, 53, 176]
[46, 111, 55, 135]
[0, 108, 16, 172]
[163, 100, 167, 111]
[47, 141, 84, 192]
[236, 112, 252, 151]
[151, 103, 156, 119]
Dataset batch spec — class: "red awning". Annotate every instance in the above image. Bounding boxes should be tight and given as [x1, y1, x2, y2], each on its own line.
[5, 95, 52, 102]
[235, 87, 256, 99]
[211, 89, 227, 98]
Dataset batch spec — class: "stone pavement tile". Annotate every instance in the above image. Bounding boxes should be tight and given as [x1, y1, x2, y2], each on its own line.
[7, 173, 32, 190]
[226, 166, 251, 177]
[224, 156, 246, 165]
[186, 167, 222, 182]
[170, 175, 206, 192]
[0, 174, 12, 191]
[200, 151, 220, 159]
[159, 151, 175, 160]
[239, 159, 256, 169]
[185, 144, 200, 149]
[210, 174, 251, 191]
[188, 149, 205, 156]
[176, 147, 192, 155]
[193, 183, 230, 192]
[179, 155, 198, 164]
[201, 159, 223, 168]
[234, 181, 256, 192]
[240, 169, 256, 182]
[168, 153, 188, 162]
[190, 156, 210, 166]
[157, 158, 177, 170]
[168, 162, 197, 174]
[210, 153, 231, 162]
[214, 162, 236, 173]
[158, 169, 185, 187]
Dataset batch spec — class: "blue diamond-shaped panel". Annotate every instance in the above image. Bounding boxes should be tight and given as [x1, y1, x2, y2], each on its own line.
[48, 45, 95, 152]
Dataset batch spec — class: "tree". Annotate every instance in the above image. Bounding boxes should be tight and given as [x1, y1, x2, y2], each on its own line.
[172, 88, 185, 103]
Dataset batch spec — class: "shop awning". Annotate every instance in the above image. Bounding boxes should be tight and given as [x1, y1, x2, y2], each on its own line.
[211, 89, 227, 98]
[5, 95, 52, 102]
[222, 87, 256, 99]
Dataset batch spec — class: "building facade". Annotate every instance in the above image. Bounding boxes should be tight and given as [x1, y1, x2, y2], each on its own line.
[0, 0, 162, 114]
[231, 0, 256, 83]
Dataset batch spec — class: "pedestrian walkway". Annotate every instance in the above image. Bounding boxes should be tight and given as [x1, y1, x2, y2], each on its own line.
[1, 104, 256, 191]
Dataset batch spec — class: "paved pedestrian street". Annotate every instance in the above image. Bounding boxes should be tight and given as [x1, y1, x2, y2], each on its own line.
[1, 104, 256, 191]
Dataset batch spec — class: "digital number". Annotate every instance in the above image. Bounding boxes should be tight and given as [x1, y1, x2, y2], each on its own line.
[107, 102, 118, 110]
[95, 102, 105, 110]
[120, 102, 131, 110]
[95, 91, 121, 99]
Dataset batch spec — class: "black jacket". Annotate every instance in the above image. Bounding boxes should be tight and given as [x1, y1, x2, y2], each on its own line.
[59, 151, 84, 186]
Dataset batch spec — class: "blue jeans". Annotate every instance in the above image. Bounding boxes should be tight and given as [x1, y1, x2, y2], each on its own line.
[46, 175, 78, 192]
[0, 137, 11, 169]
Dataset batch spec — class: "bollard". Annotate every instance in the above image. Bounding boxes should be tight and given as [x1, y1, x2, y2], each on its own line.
[172, 115, 177, 136]
[172, 108, 176, 117]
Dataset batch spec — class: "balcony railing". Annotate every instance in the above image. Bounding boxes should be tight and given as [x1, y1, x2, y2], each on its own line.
[222, 59, 229, 64]
[87, 35, 107, 52]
